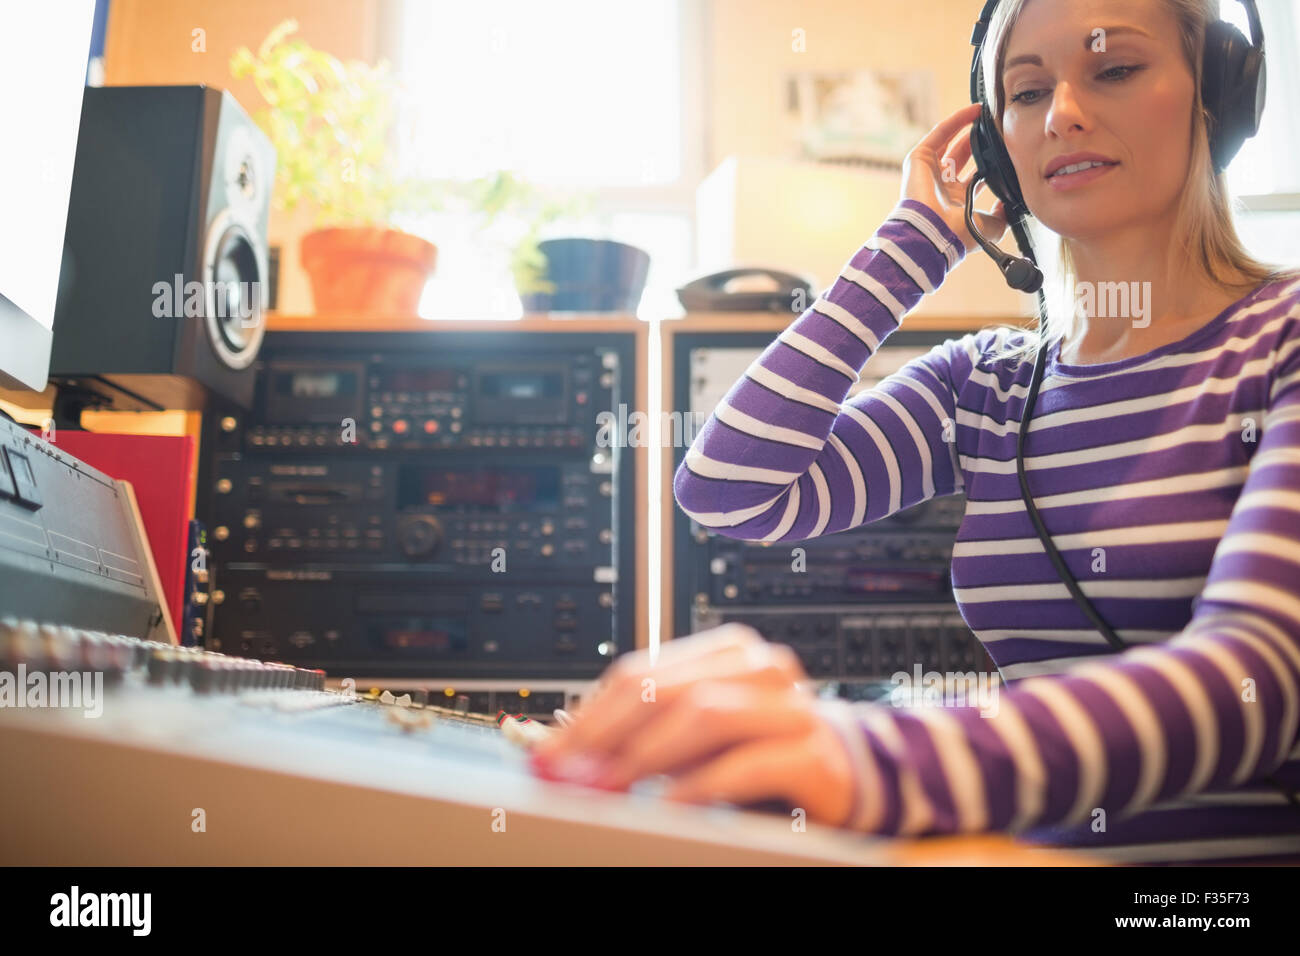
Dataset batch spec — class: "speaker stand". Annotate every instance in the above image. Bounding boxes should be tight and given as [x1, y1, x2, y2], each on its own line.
[51, 382, 113, 431]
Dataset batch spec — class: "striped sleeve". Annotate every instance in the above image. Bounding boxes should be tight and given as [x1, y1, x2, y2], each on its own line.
[821, 348, 1300, 835]
[672, 199, 969, 541]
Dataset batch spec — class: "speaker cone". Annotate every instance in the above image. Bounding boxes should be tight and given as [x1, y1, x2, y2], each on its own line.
[203, 212, 266, 370]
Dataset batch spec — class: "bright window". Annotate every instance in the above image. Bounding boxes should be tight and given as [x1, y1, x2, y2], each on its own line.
[392, 0, 702, 319]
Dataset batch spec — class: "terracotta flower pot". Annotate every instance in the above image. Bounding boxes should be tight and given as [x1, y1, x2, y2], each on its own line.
[300, 226, 438, 316]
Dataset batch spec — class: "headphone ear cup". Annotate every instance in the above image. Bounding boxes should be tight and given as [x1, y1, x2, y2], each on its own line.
[1235, 44, 1266, 142]
[971, 104, 1029, 219]
[1201, 18, 1265, 172]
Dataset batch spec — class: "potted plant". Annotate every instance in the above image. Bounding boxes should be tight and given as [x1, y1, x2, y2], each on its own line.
[463, 170, 593, 304]
[232, 20, 571, 316]
[517, 238, 651, 313]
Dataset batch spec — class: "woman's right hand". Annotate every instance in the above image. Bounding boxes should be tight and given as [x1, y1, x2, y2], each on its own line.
[901, 102, 1009, 255]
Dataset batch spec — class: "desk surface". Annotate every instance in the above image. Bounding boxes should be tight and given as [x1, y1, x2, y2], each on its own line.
[0, 698, 1098, 867]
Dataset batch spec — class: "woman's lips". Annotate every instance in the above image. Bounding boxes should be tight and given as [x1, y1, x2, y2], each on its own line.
[1046, 162, 1119, 191]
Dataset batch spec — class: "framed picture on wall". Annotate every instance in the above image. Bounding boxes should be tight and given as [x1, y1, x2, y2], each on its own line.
[784, 68, 935, 167]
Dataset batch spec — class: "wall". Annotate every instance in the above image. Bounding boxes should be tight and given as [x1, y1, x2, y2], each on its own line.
[706, 0, 1035, 319]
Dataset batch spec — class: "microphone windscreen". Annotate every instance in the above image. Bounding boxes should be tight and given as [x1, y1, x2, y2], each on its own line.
[1003, 258, 1043, 293]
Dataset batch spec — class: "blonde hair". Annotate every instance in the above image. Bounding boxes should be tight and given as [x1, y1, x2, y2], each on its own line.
[979, 0, 1299, 365]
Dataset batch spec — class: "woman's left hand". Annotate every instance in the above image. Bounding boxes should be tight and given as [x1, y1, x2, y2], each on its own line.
[530, 624, 857, 826]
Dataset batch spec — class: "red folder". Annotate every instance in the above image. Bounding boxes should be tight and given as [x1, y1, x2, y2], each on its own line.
[40, 431, 196, 637]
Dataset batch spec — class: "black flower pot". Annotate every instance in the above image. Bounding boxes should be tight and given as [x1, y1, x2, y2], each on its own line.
[519, 238, 651, 313]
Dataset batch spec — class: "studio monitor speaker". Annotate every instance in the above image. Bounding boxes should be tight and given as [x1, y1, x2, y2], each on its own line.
[50, 86, 275, 410]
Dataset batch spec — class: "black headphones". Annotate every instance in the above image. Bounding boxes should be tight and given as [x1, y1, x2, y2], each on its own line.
[961, 1, 1297, 810]
[963, 0, 1266, 294]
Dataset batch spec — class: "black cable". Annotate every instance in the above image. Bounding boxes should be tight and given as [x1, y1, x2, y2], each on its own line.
[1013, 291, 1127, 652]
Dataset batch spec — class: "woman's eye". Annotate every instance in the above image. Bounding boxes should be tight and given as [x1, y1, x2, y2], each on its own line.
[1099, 64, 1142, 81]
[1009, 65, 1142, 105]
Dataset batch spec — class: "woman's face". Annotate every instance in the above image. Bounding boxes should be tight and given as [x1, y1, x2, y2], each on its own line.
[999, 0, 1196, 240]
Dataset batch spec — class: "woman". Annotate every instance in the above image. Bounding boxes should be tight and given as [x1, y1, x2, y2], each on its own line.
[533, 0, 1300, 862]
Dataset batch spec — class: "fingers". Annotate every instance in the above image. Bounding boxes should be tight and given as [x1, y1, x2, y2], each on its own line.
[976, 205, 1009, 240]
[664, 721, 857, 826]
[663, 733, 854, 825]
[562, 624, 756, 717]
[666, 737, 798, 805]
[954, 172, 1000, 206]
[942, 127, 974, 181]
[915, 102, 982, 156]
[536, 639, 802, 761]
[595, 684, 817, 790]
[534, 627, 802, 760]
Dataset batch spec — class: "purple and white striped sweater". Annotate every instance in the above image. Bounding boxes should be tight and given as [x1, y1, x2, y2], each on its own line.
[673, 198, 1300, 862]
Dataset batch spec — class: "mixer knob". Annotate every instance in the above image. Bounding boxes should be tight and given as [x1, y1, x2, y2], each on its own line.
[191, 657, 220, 693]
[41, 624, 80, 670]
[396, 514, 443, 559]
[126, 639, 150, 670]
[1, 618, 39, 666]
[147, 648, 176, 685]
[79, 630, 109, 671]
